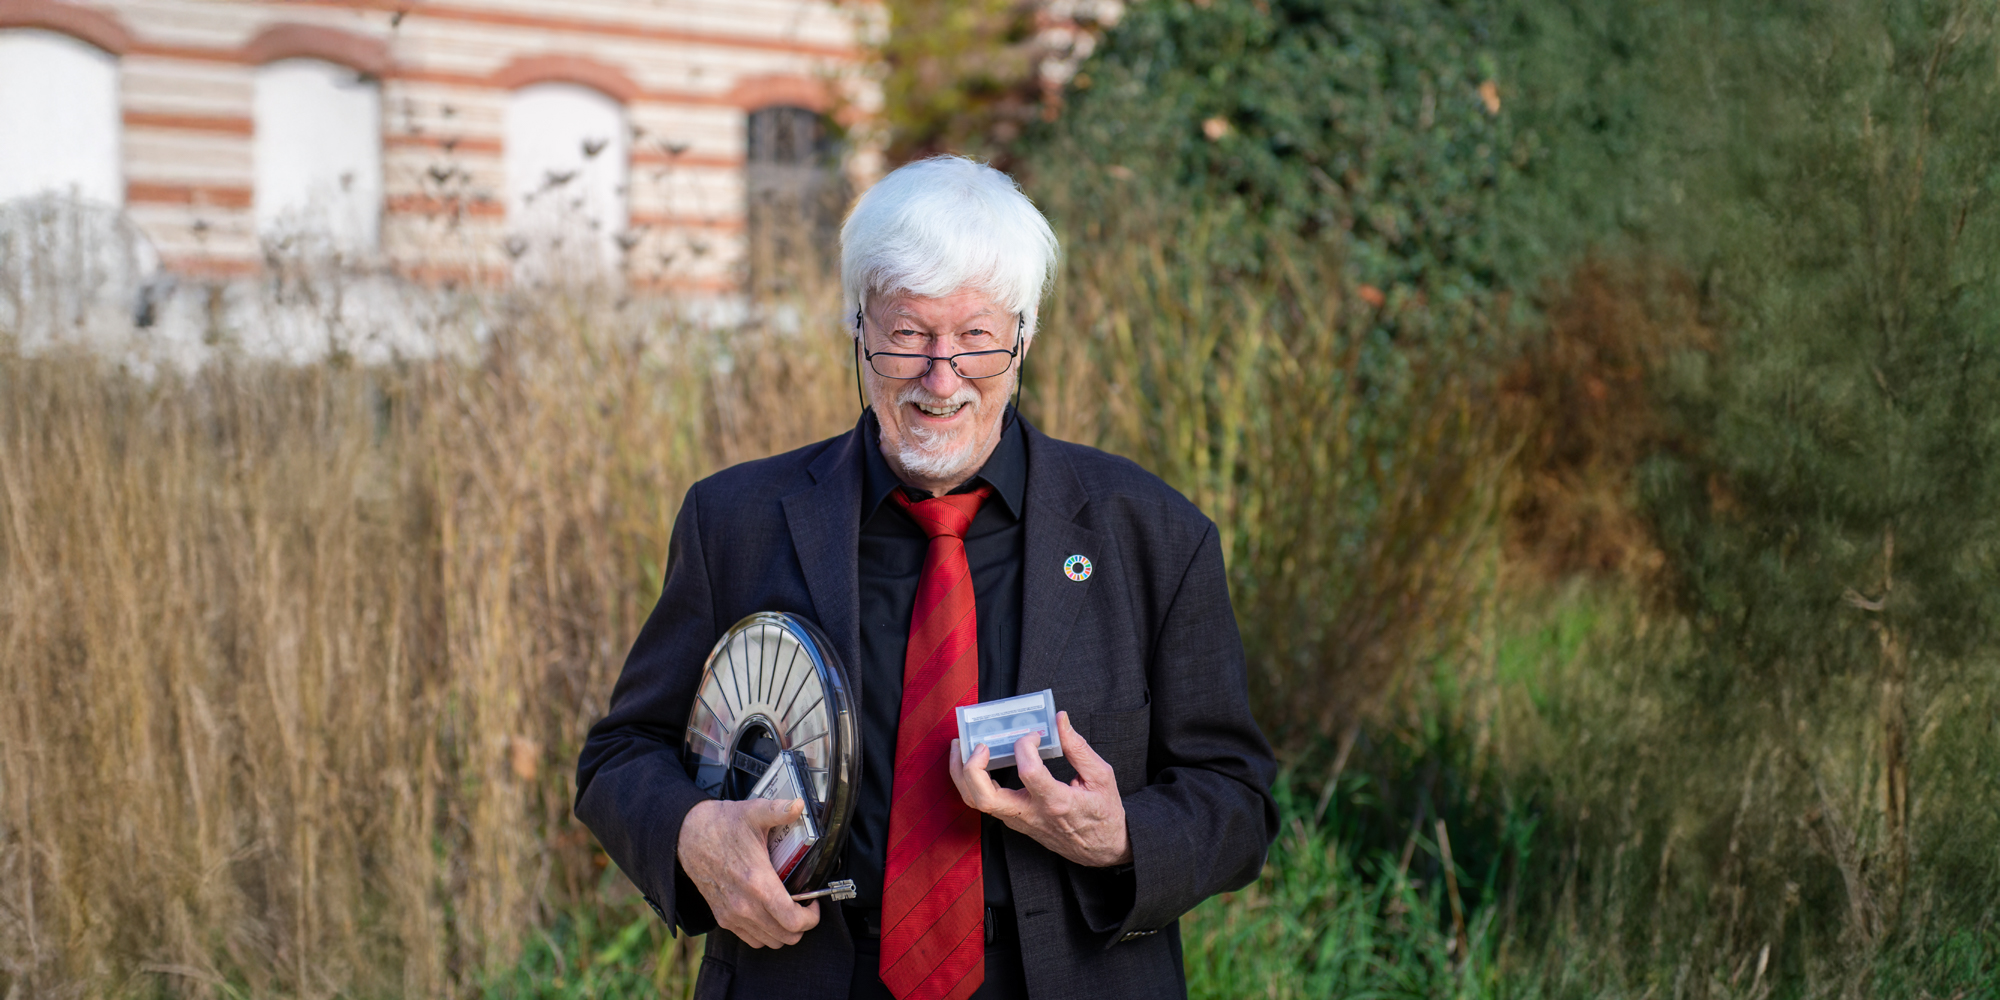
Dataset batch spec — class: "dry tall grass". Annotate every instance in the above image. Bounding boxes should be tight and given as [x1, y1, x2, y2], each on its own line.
[0, 286, 854, 997]
[0, 184, 1510, 994]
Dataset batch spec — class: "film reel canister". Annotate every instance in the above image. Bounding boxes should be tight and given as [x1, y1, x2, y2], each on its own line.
[683, 612, 858, 895]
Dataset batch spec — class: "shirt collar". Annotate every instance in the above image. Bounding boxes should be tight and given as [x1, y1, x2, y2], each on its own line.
[862, 405, 1026, 522]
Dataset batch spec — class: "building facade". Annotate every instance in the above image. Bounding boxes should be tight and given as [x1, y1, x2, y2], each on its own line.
[0, 0, 875, 294]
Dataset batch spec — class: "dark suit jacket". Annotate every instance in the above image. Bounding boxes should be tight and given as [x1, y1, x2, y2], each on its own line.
[575, 415, 1278, 1000]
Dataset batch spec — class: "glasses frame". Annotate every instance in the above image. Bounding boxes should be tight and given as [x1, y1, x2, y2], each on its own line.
[855, 310, 1024, 381]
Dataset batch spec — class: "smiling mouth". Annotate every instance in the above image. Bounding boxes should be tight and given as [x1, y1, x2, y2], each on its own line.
[912, 400, 968, 418]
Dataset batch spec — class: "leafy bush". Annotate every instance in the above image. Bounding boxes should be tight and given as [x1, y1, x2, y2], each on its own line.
[1015, 0, 2000, 994]
[1018, 0, 1525, 741]
[1041, 0, 1515, 288]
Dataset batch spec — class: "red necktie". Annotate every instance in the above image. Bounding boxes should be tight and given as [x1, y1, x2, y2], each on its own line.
[880, 485, 992, 1000]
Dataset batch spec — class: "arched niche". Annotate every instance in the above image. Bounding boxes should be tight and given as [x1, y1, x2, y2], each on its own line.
[252, 56, 384, 251]
[503, 80, 629, 276]
[745, 105, 842, 296]
[242, 23, 391, 78]
[0, 26, 123, 205]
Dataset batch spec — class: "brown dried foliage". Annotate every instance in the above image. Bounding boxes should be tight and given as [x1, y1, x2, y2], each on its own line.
[1501, 257, 1713, 586]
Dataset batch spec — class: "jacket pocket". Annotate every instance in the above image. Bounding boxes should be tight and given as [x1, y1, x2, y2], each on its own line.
[692, 954, 734, 1000]
[1075, 697, 1150, 795]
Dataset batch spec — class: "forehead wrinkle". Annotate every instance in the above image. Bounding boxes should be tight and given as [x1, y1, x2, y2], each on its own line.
[877, 301, 1006, 329]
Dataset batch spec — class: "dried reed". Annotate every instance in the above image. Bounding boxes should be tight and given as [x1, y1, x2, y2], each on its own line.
[0, 285, 854, 997]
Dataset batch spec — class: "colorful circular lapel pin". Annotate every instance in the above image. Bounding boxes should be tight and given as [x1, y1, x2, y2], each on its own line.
[1064, 554, 1093, 582]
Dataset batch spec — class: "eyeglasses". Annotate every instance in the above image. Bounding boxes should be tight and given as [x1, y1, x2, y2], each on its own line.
[857, 312, 1022, 381]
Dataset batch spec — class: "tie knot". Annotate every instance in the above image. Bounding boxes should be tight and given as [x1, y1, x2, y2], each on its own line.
[889, 484, 992, 540]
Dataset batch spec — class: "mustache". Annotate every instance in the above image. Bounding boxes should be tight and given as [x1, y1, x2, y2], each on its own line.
[896, 382, 981, 413]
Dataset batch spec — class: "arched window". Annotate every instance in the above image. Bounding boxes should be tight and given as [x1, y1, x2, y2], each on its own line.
[503, 82, 628, 274]
[253, 58, 383, 251]
[746, 105, 841, 296]
[0, 28, 122, 205]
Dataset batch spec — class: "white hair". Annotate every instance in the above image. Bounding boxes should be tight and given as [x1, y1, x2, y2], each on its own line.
[841, 155, 1061, 341]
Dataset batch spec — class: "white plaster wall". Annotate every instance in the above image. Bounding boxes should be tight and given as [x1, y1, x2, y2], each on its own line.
[504, 82, 628, 273]
[0, 29, 122, 206]
[253, 58, 383, 250]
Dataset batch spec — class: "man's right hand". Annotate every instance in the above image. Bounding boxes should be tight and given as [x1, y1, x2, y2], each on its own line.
[676, 797, 822, 948]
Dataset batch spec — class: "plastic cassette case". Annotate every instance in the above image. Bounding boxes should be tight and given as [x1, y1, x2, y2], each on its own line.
[956, 689, 1062, 769]
[747, 749, 820, 879]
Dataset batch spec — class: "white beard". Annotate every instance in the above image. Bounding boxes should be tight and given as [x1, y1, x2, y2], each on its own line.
[888, 382, 994, 482]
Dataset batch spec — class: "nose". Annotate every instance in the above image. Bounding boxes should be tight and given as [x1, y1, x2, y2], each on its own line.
[919, 345, 967, 397]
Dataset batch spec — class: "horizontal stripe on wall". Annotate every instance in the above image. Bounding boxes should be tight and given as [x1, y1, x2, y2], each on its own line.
[628, 211, 744, 232]
[386, 261, 741, 293]
[160, 255, 261, 277]
[384, 196, 750, 232]
[123, 111, 254, 136]
[118, 53, 821, 113]
[382, 135, 746, 171]
[386, 194, 504, 218]
[114, 124, 759, 175]
[128, 182, 254, 209]
[279, 0, 858, 59]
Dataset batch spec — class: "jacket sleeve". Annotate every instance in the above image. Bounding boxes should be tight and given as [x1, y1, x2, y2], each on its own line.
[1077, 520, 1279, 943]
[574, 486, 721, 934]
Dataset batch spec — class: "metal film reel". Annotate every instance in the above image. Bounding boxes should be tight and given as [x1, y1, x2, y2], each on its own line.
[684, 612, 858, 894]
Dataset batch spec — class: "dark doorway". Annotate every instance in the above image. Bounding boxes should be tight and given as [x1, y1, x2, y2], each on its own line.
[745, 105, 845, 298]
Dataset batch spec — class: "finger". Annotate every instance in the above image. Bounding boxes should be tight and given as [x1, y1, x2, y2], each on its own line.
[959, 741, 1041, 818]
[771, 896, 820, 937]
[1013, 735, 1069, 800]
[728, 902, 783, 949]
[1057, 711, 1116, 786]
[743, 923, 783, 949]
[751, 871, 816, 942]
[735, 872, 790, 947]
[948, 740, 977, 799]
[1014, 733, 1041, 769]
[953, 742, 1006, 812]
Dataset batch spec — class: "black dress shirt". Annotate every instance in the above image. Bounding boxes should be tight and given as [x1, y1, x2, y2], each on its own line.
[845, 406, 1026, 912]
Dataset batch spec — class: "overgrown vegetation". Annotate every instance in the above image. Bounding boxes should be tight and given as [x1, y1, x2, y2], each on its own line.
[7, 0, 2000, 996]
[1022, 0, 2000, 995]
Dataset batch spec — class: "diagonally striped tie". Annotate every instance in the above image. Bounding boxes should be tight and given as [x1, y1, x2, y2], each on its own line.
[880, 485, 992, 1000]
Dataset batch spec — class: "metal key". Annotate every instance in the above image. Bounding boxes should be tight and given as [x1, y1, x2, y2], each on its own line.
[790, 879, 856, 903]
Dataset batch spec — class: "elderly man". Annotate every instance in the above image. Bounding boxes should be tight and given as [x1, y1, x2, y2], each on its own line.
[575, 156, 1277, 1000]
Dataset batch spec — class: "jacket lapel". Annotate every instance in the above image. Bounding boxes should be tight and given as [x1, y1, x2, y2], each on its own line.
[1015, 421, 1102, 697]
[782, 421, 865, 685]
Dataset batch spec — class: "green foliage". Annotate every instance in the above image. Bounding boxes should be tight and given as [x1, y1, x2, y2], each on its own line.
[483, 895, 701, 1000]
[1612, 0, 2000, 976]
[1037, 0, 1517, 303]
[1183, 782, 1506, 1000]
[1011, 0, 2000, 991]
[1020, 0, 1523, 740]
[875, 0, 1051, 164]
[1617, 0, 2000, 677]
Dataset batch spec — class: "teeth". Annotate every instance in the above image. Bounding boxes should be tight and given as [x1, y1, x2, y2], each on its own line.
[916, 402, 963, 417]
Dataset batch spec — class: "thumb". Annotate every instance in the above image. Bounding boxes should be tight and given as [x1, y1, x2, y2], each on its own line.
[746, 796, 804, 831]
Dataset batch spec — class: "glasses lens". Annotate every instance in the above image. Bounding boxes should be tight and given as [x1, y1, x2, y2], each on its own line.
[868, 353, 933, 379]
[953, 350, 1015, 379]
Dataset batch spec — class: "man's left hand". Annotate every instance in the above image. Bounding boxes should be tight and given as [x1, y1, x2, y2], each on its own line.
[948, 710, 1133, 868]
